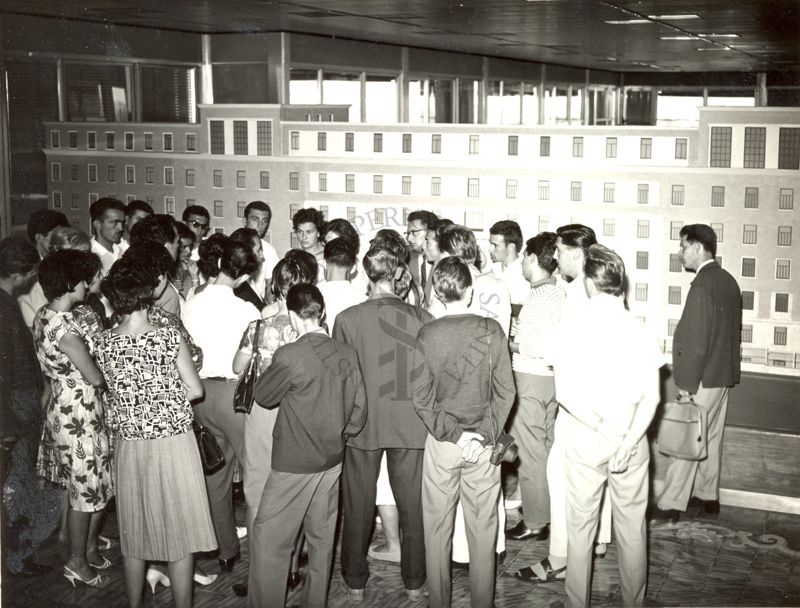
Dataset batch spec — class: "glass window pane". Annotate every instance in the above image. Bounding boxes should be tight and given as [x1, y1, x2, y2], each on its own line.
[140, 65, 193, 122]
[430, 79, 454, 124]
[64, 62, 130, 122]
[289, 68, 319, 105]
[322, 71, 361, 123]
[365, 74, 397, 123]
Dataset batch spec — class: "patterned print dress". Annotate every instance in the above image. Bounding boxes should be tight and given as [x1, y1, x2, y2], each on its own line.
[34, 308, 112, 512]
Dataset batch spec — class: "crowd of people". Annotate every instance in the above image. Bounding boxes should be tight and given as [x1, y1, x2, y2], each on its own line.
[0, 197, 741, 608]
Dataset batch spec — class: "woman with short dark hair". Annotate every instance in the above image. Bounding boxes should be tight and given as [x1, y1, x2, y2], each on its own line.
[95, 255, 216, 607]
[34, 249, 113, 589]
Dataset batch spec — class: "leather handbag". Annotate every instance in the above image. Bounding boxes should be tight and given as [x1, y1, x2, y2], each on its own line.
[193, 420, 225, 475]
[657, 395, 708, 460]
[233, 320, 263, 415]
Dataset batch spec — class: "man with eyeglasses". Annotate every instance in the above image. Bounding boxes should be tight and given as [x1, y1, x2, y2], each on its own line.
[405, 210, 438, 308]
[182, 204, 211, 262]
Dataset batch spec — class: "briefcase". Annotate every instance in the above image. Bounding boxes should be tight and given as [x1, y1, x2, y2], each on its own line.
[657, 396, 708, 461]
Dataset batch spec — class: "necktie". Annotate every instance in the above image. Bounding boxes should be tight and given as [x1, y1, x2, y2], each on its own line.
[420, 259, 427, 288]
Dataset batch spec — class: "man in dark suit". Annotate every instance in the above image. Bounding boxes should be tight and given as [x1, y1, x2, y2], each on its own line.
[333, 245, 433, 602]
[653, 224, 741, 523]
[247, 284, 366, 608]
[406, 210, 438, 307]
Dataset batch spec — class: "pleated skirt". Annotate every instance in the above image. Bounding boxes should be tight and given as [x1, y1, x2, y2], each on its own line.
[115, 431, 218, 561]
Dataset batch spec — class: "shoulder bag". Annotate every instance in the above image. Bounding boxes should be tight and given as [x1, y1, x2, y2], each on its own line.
[657, 394, 708, 460]
[193, 420, 225, 475]
[233, 320, 263, 415]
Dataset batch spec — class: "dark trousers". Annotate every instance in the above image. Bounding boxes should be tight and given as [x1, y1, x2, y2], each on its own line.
[341, 446, 426, 590]
[195, 378, 244, 560]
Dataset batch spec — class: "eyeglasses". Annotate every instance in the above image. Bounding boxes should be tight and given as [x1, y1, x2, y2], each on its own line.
[405, 229, 426, 237]
[186, 219, 210, 231]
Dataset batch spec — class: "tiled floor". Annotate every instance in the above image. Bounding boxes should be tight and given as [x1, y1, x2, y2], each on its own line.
[5, 499, 800, 607]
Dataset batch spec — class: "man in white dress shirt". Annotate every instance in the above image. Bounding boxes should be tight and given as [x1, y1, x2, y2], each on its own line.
[119, 199, 153, 253]
[553, 244, 662, 608]
[317, 238, 367, 331]
[489, 220, 529, 306]
[89, 198, 125, 276]
[243, 201, 280, 283]
[405, 210, 438, 307]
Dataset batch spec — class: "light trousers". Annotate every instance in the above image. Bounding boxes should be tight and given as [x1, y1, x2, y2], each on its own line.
[422, 434, 500, 608]
[243, 405, 279, 531]
[658, 384, 730, 511]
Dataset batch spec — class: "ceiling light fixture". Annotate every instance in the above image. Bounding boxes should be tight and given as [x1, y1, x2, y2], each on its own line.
[660, 36, 696, 40]
[648, 14, 701, 20]
[697, 33, 740, 38]
[604, 19, 650, 24]
[695, 47, 731, 52]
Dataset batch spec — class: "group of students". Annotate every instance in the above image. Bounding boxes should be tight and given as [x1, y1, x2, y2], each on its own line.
[1, 197, 698, 608]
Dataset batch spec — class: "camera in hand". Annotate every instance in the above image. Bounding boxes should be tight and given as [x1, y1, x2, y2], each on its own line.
[489, 433, 518, 466]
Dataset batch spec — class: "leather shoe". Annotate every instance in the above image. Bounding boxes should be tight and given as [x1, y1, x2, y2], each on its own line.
[232, 582, 248, 597]
[703, 500, 721, 515]
[496, 550, 507, 565]
[342, 582, 365, 600]
[406, 587, 428, 602]
[649, 507, 680, 526]
[506, 521, 549, 541]
[218, 552, 240, 572]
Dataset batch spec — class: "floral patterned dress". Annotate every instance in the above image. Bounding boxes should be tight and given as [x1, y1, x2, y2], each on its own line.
[34, 308, 112, 512]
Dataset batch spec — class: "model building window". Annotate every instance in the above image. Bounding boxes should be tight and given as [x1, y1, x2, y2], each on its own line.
[508, 135, 518, 156]
[742, 224, 757, 245]
[185, 169, 195, 187]
[634, 283, 648, 302]
[538, 180, 549, 201]
[402, 176, 412, 195]
[775, 293, 789, 313]
[213, 170, 222, 188]
[87, 131, 96, 150]
[774, 327, 788, 346]
[431, 177, 441, 197]
[605, 137, 617, 159]
[374, 208, 385, 225]
[210, 121, 224, 154]
[402, 133, 412, 153]
[741, 324, 753, 343]
[51, 163, 61, 182]
[71, 193, 80, 210]
[145, 166, 154, 184]
[373, 175, 383, 194]
[318, 173, 327, 192]
[469, 134, 479, 155]
[636, 251, 649, 270]
[51, 130, 60, 149]
[711, 222, 723, 243]
[540, 136, 550, 157]
[347, 207, 356, 222]
[709, 126, 732, 167]
[69, 131, 78, 149]
[670, 221, 682, 240]
[603, 218, 615, 237]
[107, 165, 116, 182]
[144, 133, 153, 151]
[506, 179, 517, 199]
[638, 184, 650, 205]
[260, 171, 270, 190]
[345, 174, 355, 193]
[213, 200, 224, 218]
[374, 133, 383, 153]
[570, 182, 582, 202]
[603, 183, 615, 203]
[669, 254, 682, 272]
[431, 134, 442, 154]
[776, 259, 791, 280]
[289, 172, 299, 191]
[744, 187, 759, 209]
[345, 132, 354, 152]
[467, 178, 479, 198]
[70, 164, 79, 181]
[675, 138, 687, 160]
[741, 290, 754, 310]
[778, 127, 800, 169]
[668, 319, 679, 337]
[232, 121, 247, 155]
[572, 136, 583, 158]
[89, 193, 98, 204]
[257, 121, 272, 155]
[290, 131, 299, 151]
[743, 127, 766, 168]
[317, 132, 327, 151]
[53, 191, 62, 208]
[125, 132, 134, 151]
[640, 137, 652, 160]
[637, 220, 650, 239]
[777, 226, 792, 246]
[186, 133, 197, 152]
[711, 186, 725, 207]
[668, 286, 681, 305]
[779, 188, 794, 210]
[741, 257, 756, 278]
[237, 201, 247, 218]
[106, 132, 115, 150]
[161, 167, 173, 185]
[538, 216, 549, 233]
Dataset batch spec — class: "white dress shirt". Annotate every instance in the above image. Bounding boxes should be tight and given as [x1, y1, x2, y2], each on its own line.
[492, 256, 530, 306]
[18, 281, 47, 330]
[318, 280, 368, 331]
[261, 239, 280, 281]
[91, 237, 122, 277]
[182, 283, 260, 379]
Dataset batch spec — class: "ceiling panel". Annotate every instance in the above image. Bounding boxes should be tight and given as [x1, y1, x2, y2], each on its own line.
[1, 0, 798, 74]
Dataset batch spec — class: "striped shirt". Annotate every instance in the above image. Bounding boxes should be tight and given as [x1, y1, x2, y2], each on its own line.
[512, 277, 566, 376]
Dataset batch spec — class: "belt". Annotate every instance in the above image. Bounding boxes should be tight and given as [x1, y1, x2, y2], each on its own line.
[204, 376, 237, 383]
[560, 404, 628, 437]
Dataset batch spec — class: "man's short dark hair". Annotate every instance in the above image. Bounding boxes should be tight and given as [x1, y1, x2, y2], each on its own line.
[0, 236, 39, 278]
[556, 224, 597, 254]
[407, 210, 438, 229]
[125, 199, 154, 219]
[182, 205, 210, 222]
[363, 245, 398, 284]
[292, 207, 325, 232]
[371, 229, 410, 264]
[101, 256, 158, 315]
[680, 224, 717, 257]
[432, 256, 473, 304]
[27, 209, 69, 243]
[38, 249, 97, 301]
[524, 232, 559, 275]
[438, 225, 478, 265]
[324, 237, 356, 268]
[271, 258, 313, 300]
[244, 200, 272, 221]
[230, 227, 260, 250]
[130, 214, 177, 247]
[584, 244, 625, 297]
[286, 284, 325, 321]
[322, 218, 360, 255]
[90, 198, 125, 223]
[489, 220, 523, 252]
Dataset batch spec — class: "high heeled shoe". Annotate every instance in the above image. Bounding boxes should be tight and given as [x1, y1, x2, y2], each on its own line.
[146, 567, 171, 593]
[193, 570, 218, 586]
[64, 565, 111, 589]
[88, 555, 112, 570]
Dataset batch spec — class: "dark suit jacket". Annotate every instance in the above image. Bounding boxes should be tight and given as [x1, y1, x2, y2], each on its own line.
[673, 261, 741, 393]
[253, 331, 367, 473]
[234, 280, 265, 312]
[332, 292, 433, 450]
